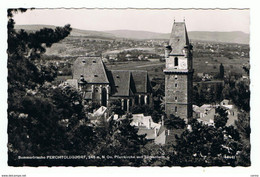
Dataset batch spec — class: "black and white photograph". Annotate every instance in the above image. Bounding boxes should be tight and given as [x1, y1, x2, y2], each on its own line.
[1, 1, 260, 175]
[5, 8, 251, 167]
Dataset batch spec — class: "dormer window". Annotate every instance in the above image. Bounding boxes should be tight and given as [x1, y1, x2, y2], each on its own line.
[82, 60, 86, 63]
[92, 60, 96, 63]
[94, 74, 98, 77]
[116, 75, 120, 78]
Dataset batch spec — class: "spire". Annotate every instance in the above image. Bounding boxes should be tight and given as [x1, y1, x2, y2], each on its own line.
[169, 21, 190, 55]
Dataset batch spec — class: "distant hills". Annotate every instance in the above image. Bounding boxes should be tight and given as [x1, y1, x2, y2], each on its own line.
[105, 30, 249, 44]
[15, 25, 249, 44]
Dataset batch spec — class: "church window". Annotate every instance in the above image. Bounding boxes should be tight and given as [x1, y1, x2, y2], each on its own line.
[175, 75, 178, 80]
[175, 96, 177, 101]
[174, 57, 178, 66]
[175, 83, 178, 87]
[175, 106, 177, 112]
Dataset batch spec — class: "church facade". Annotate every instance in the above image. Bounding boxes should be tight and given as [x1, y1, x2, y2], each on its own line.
[68, 56, 153, 112]
[164, 21, 193, 122]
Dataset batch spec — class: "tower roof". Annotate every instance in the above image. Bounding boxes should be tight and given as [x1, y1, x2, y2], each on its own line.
[169, 22, 190, 55]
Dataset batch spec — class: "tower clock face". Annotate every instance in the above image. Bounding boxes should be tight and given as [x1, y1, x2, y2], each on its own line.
[181, 61, 186, 68]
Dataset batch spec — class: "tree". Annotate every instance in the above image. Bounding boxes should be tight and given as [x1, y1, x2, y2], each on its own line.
[170, 119, 242, 166]
[89, 116, 147, 166]
[219, 63, 224, 79]
[214, 107, 228, 129]
[7, 9, 87, 166]
[164, 114, 186, 129]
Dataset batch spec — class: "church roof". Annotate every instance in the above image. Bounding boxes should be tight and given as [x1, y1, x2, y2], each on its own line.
[131, 70, 151, 93]
[169, 22, 190, 55]
[109, 70, 133, 97]
[73, 57, 109, 84]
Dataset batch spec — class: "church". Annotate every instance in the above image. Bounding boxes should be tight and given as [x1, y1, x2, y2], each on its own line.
[66, 56, 153, 112]
[65, 20, 193, 122]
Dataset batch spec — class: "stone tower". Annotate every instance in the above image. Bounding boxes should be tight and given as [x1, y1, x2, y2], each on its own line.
[164, 21, 193, 122]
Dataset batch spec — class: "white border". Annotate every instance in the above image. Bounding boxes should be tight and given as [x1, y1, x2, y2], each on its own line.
[1, 0, 259, 177]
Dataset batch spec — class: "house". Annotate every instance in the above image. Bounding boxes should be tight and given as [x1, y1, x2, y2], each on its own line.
[130, 114, 161, 141]
[193, 100, 238, 127]
[154, 126, 184, 145]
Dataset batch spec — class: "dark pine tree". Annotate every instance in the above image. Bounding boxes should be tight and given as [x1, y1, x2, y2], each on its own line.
[219, 63, 224, 79]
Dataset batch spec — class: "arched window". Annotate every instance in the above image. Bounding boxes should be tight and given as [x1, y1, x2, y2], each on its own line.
[101, 88, 107, 106]
[174, 57, 178, 66]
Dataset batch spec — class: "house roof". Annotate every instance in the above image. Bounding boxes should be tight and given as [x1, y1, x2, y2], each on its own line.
[169, 22, 190, 55]
[66, 79, 78, 89]
[73, 57, 109, 84]
[156, 126, 185, 145]
[137, 128, 156, 140]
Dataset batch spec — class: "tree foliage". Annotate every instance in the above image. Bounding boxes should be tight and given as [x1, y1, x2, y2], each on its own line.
[214, 107, 228, 128]
[170, 119, 242, 166]
[164, 114, 186, 129]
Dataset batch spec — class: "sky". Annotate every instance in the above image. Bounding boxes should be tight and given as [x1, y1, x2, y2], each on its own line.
[13, 8, 250, 33]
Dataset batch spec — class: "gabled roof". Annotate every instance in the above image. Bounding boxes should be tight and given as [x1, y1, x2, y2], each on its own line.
[130, 70, 151, 93]
[109, 70, 133, 97]
[169, 22, 190, 55]
[73, 57, 109, 84]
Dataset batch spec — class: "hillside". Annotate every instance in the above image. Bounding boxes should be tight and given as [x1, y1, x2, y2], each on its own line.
[15, 25, 249, 44]
[188, 31, 249, 44]
[15, 24, 115, 39]
[106, 30, 249, 44]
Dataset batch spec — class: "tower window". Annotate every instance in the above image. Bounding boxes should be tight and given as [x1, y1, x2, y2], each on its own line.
[175, 83, 178, 87]
[175, 75, 178, 80]
[175, 96, 177, 101]
[175, 106, 177, 113]
[174, 57, 178, 66]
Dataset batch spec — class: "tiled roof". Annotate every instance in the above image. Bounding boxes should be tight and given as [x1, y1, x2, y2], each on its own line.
[131, 70, 148, 93]
[157, 126, 185, 145]
[137, 128, 156, 140]
[73, 57, 109, 84]
[109, 70, 132, 97]
[169, 22, 189, 55]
